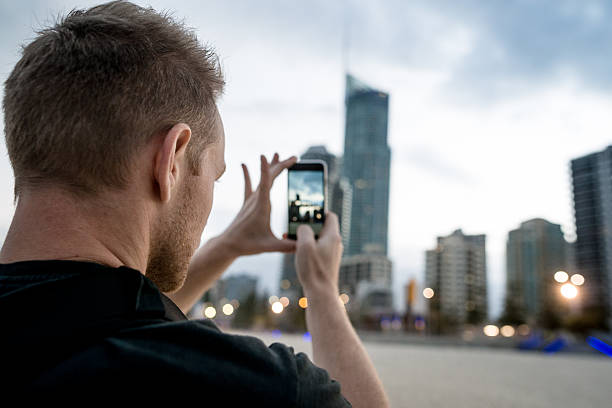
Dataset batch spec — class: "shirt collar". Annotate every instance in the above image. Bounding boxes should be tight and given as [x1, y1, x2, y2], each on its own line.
[0, 259, 187, 340]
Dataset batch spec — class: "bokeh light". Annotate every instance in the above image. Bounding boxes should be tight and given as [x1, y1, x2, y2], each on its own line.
[554, 271, 569, 283]
[268, 295, 279, 305]
[298, 297, 308, 309]
[517, 324, 530, 336]
[570, 274, 585, 286]
[339, 293, 350, 304]
[204, 306, 216, 319]
[500, 325, 515, 337]
[423, 288, 434, 299]
[560, 283, 578, 299]
[222, 303, 234, 316]
[271, 301, 284, 314]
[279, 296, 290, 307]
[280, 279, 291, 290]
[483, 325, 499, 337]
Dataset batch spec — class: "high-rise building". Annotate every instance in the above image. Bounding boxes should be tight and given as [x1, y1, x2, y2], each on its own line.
[571, 145, 612, 329]
[425, 229, 487, 329]
[339, 250, 393, 297]
[342, 74, 391, 256]
[503, 218, 568, 326]
[279, 145, 352, 297]
[339, 248, 394, 324]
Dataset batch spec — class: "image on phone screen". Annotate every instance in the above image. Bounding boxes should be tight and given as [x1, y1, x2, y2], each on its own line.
[288, 162, 326, 239]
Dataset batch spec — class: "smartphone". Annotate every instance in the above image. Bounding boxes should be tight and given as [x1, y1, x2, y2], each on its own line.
[287, 160, 327, 240]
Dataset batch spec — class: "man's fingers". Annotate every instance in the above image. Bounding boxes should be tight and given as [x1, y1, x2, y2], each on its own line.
[271, 155, 298, 180]
[241, 163, 252, 202]
[258, 155, 271, 195]
[255, 154, 296, 199]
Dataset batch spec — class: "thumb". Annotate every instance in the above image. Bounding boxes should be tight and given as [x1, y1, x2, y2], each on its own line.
[296, 224, 315, 250]
[265, 237, 297, 253]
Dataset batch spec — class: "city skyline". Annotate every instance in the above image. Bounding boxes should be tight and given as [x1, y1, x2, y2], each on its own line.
[2, 1, 612, 318]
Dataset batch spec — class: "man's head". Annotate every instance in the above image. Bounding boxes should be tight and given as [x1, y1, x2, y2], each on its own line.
[2, 1, 226, 291]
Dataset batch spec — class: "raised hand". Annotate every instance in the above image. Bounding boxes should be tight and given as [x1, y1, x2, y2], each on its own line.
[220, 153, 297, 256]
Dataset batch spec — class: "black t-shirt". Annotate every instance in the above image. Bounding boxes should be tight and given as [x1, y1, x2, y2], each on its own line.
[0, 259, 351, 406]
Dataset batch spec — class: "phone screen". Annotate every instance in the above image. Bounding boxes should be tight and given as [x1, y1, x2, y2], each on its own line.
[287, 161, 326, 239]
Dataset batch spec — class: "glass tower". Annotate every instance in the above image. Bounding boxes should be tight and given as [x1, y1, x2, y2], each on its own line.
[342, 74, 391, 256]
[504, 218, 568, 326]
[571, 145, 612, 329]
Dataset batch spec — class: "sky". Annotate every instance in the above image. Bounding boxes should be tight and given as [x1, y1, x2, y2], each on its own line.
[288, 170, 324, 206]
[1, 0, 612, 319]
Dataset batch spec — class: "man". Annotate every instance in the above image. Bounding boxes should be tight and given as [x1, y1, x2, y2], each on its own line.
[0, 1, 388, 406]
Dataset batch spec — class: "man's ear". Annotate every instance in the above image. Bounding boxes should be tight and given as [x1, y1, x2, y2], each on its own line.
[154, 123, 191, 203]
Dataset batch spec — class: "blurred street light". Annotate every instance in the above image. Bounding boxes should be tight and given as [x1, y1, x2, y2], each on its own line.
[483, 325, 499, 337]
[554, 271, 569, 283]
[222, 303, 234, 316]
[271, 301, 284, 314]
[570, 274, 585, 286]
[500, 325, 515, 337]
[204, 306, 217, 319]
[423, 288, 434, 299]
[298, 297, 308, 309]
[560, 283, 578, 299]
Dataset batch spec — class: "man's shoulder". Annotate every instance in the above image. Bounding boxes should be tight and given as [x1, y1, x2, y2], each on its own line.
[36, 319, 298, 401]
[107, 319, 302, 376]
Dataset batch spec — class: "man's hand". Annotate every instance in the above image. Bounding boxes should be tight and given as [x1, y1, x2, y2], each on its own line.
[219, 153, 297, 257]
[294, 211, 344, 299]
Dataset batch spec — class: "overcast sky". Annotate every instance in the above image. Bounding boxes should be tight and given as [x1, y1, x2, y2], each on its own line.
[289, 170, 324, 205]
[1, 0, 611, 318]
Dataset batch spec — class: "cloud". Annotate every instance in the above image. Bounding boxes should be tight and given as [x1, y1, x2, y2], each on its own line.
[341, 0, 612, 101]
[400, 146, 479, 186]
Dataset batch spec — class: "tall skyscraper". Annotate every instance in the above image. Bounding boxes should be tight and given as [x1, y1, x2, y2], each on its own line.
[503, 218, 568, 326]
[279, 145, 351, 297]
[425, 229, 487, 329]
[342, 74, 391, 256]
[571, 145, 612, 329]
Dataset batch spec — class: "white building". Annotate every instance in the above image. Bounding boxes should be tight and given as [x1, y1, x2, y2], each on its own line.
[425, 229, 487, 326]
[339, 247, 393, 315]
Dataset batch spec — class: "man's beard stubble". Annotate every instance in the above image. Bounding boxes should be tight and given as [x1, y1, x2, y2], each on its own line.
[145, 179, 200, 293]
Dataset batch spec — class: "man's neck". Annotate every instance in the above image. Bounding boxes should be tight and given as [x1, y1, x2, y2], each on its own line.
[0, 188, 150, 274]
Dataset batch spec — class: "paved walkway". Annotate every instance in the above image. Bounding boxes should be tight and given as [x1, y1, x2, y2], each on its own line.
[230, 330, 612, 408]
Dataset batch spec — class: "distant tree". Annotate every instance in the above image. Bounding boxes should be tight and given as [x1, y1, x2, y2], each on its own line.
[564, 306, 609, 333]
[538, 306, 562, 330]
[500, 282, 526, 325]
[232, 291, 256, 329]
